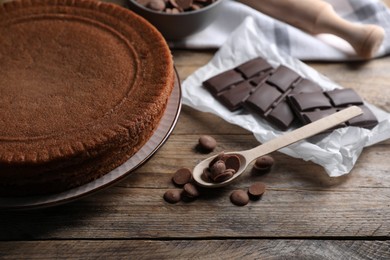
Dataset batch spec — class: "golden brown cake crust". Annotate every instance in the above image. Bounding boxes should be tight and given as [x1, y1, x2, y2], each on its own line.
[0, 0, 174, 195]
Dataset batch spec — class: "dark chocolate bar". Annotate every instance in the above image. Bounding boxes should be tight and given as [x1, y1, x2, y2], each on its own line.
[203, 56, 378, 132]
[288, 88, 378, 129]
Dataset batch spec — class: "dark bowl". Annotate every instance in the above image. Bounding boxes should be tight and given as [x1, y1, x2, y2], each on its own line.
[127, 0, 223, 41]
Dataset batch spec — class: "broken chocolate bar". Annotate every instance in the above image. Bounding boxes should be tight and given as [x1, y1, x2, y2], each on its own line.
[288, 88, 378, 129]
[203, 56, 378, 131]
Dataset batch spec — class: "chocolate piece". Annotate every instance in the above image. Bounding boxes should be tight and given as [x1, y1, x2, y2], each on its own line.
[168, 0, 182, 10]
[171, 8, 181, 13]
[210, 160, 226, 178]
[230, 190, 250, 206]
[198, 135, 217, 152]
[204, 70, 245, 95]
[163, 189, 182, 204]
[348, 106, 378, 128]
[208, 152, 226, 168]
[203, 57, 273, 111]
[288, 88, 378, 129]
[202, 167, 212, 182]
[236, 57, 274, 78]
[252, 155, 274, 174]
[172, 168, 192, 186]
[244, 66, 322, 130]
[148, 0, 166, 11]
[182, 183, 200, 199]
[175, 0, 193, 10]
[225, 155, 241, 172]
[218, 81, 254, 111]
[213, 169, 235, 183]
[248, 182, 266, 200]
[136, 0, 216, 13]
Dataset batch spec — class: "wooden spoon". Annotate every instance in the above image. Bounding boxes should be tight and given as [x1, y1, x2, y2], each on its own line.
[192, 106, 363, 188]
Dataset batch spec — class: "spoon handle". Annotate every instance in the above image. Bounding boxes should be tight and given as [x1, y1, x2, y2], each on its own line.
[244, 106, 363, 162]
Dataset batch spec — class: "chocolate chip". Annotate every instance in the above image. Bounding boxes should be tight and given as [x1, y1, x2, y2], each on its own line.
[230, 190, 249, 206]
[138, 0, 216, 13]
[148, 0, 166, 11]
[202, 167, 212, 182]
[225, 154, 241, 172]
[252, 155, 274, 174]
[175, 0, 193, 10]
[168, 0, 181, 9]
[213, 169, 234, 183]
[248, 182, 266, 200]
[198, 135, 217, 152]
[210, 160, 226, 178]
[208, 152, 225, 167]
[172, 167, 192, 186]
[182, 183, 200, 199]
[171, 8, 181, 14]
[163, 189, 182, 204]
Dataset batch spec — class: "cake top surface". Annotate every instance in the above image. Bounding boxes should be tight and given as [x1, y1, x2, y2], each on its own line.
[0, 0, 174, 164]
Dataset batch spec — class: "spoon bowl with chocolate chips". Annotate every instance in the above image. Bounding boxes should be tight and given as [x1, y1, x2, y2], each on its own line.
[128, 0, 223, 40]
[193, 106, 363, 188]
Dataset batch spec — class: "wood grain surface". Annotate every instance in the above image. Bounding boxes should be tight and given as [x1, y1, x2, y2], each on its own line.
[1, 0, 390, 259]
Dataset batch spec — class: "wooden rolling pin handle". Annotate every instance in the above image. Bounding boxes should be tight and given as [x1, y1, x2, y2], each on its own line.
[238, 0, 385, 59]
[315, 3, 385, 58]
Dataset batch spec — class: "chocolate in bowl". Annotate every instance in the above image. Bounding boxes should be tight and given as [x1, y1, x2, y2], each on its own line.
[127, 0, 223, 40]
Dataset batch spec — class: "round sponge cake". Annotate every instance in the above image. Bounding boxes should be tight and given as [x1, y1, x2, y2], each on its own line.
[0, 0, 175, 195]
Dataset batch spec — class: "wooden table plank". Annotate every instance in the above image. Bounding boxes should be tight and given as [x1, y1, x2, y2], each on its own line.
[1, 240, 389, 259]
[1, 170, 389, 240]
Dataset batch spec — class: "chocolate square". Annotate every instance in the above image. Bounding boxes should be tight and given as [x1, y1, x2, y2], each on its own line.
[288, 89, 378, 129]
[203, 70, 244, 95]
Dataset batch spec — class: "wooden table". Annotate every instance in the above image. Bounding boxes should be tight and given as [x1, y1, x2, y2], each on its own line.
[1, 1, 390, 259]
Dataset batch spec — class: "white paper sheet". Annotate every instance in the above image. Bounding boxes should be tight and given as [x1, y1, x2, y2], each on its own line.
[182, 17, 390, 177]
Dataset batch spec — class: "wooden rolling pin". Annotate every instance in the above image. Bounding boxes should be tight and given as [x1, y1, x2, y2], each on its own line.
[237, 0, 385, 59]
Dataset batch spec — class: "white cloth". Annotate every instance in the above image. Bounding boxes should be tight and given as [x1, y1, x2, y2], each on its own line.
[181, 16, 390, 177]
[170, 0, 390, 61]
